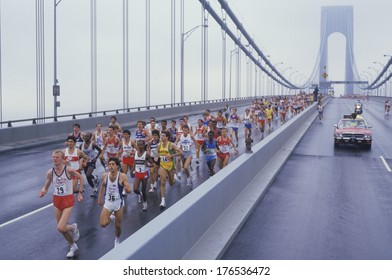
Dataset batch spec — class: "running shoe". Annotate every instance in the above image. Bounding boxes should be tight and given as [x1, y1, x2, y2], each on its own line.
[174, 174, 179, 181]
[66, 243, 78, 258]
[90, 187, 98, 197]
[114, 238, 120, 248]
[196, 160, 199, 165]
[138, 194, 142, 203]
[93, 175, 99, 187]
[160, 198, 166, 208]
[148, 187, 154, 193]
[71, 223, 80, 242]
[177, 173, 182, 179]
[142, 202, 148, 211]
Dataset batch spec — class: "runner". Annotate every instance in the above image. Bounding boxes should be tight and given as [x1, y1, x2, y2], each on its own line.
[39, 149, 84, 258]
[145, 117, 161, 134]
[132, 140, 154, 210]
[156, 131, 183, 208]
[215, 110, 227, 132]
[177, 125, 196, 187]
[168, 120, 178, 143]
[80, 132, 103, 197]
[160, 120, 168, 133]
[147, 129, 160, 192]
[216, 127, 237, 169]
[119, 129, 136, 179]
[64, 135, 88, 193]
[135, 120, 150, 143]
[103, 125, 122, 162]
[175, 118, 186, 180]
[109, 116, 121, 131]
[202, 131, 219, 176]
[257, 106, 266, 135]
[194, 119, 207, 164]
[229, 108, 241, 147]
[92, 122, 108, 168]
[243, 108, 253, 140]
[385, 99, 391, 116]
[317, 102, 324, 120]
[279, 101, 287, 124]
[98, 157, 132, 248]
[69, 123, 84, 149]
[265, 105, 274, 132]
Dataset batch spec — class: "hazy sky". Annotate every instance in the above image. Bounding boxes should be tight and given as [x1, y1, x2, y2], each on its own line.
[1, 0, 391, 122]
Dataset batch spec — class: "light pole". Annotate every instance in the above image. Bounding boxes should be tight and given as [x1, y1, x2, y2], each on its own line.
[363, 71, 373, 96]
[289, 70, 299, 94]
[281, 67, 292, 95]
[180, 24, 207, 104]
[53, 0, 63, 121]
[229, 47, 238, 99]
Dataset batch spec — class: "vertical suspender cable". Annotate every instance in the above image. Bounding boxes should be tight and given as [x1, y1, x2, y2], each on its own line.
[171, 0, 176, 105]
[90, 0, 97, 113]
[145, 0, 150, 106]
[36, 0, 45, 123]
[201, 2, 208, 102]
[221, 9, 226, 100]
[123, 0, 129, 110]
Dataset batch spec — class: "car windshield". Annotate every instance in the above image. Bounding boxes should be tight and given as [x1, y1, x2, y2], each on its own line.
[338, 119, 366, 128]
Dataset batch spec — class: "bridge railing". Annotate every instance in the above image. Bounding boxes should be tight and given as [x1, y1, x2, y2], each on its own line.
[1, 97, 254, 128]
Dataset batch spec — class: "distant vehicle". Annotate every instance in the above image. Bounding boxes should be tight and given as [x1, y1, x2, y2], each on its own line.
[354, 103, 363, 114]
[334, 114, 372, 149]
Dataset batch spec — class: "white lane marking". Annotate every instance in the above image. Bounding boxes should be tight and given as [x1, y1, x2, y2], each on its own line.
[0, 203, 53, 229]
[380, 156, 392, 172]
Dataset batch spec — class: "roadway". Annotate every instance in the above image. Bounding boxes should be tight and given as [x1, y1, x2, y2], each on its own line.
[222, 97, 392, 260]
[0, 103, 292, 260]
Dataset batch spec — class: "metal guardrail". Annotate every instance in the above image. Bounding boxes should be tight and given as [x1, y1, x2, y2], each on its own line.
[1, 97, 253, 128]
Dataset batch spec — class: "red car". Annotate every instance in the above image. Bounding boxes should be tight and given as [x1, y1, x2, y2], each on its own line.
[334, 115, 372, 149]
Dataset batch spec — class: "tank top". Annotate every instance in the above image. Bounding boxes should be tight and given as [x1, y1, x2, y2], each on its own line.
[178, 134, 193, 157]
[106, 136, 119, 156]
[230, 114, 239, 127]
[205, 140, 217, 160]
[135, 129, 146, 142]
[243, 113, 252, 124]
[169, 127, 177, 143]
[149, 139, 160, 158]
[73, 132, 83, 149]
[217, 137, 231, 154]
[64, 148, 79, 170]
[94, 131, 104, 148]
[216, 116, 225, 128]
[158, 141, 174, 170]
[122, 139, 135, 159]
[52, 166, 73, 196]
[195, 125, 205, 141]
[134, 151, 148, 174]
[104, 172, 123, 203]
[81, 142, 96, 161]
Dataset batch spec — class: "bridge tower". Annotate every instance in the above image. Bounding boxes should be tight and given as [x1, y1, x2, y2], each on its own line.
[319, 6, 354, 95]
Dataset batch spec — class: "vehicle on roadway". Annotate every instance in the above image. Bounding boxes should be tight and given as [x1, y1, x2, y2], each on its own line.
[334, 114, 372, 149]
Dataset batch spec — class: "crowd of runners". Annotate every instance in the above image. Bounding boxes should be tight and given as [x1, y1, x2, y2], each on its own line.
[39, 93, 315, 258]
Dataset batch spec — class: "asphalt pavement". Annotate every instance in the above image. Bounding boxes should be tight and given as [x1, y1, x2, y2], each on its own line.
[222, 98, 392, 260]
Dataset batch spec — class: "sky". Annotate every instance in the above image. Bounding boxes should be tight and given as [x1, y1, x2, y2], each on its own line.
[1, 0, 392, 123]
